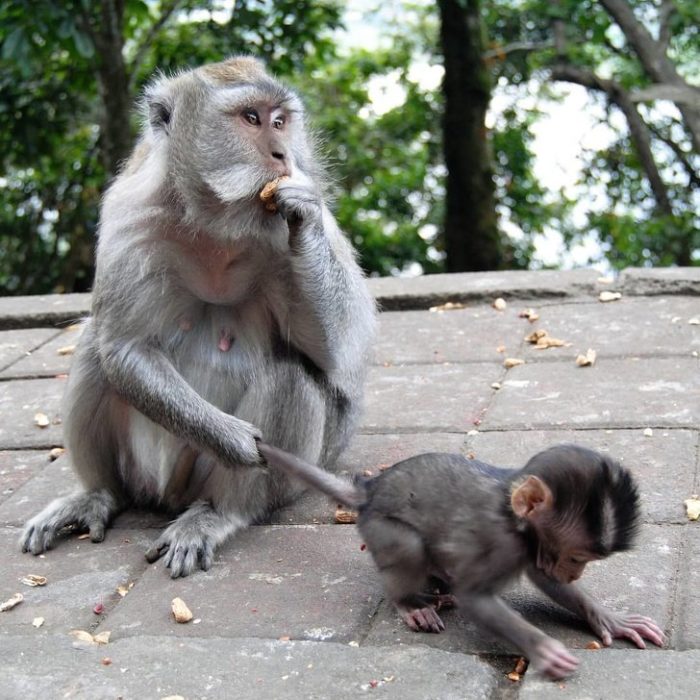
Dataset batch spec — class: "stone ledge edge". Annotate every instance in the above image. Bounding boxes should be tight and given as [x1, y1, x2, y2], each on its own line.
[0, 268, 697, 328]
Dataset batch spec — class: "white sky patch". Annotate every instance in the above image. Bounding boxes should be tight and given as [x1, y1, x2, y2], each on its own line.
[408, 62, 444, 91]
[181, 0, 235, 25]
[361, 71, 407, 118]
[489, 82, 619, 195]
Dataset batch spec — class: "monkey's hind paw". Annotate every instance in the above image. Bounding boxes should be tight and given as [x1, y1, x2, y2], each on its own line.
[144, 502, 239, 578]
[20, 490, 117, 555]
[145, 528, 214, 578]
[398, 604, 446, 634]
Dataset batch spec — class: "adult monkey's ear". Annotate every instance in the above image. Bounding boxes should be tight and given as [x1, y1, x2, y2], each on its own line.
[511, 475, 553, 519]
[145, 77, 174, 132]
[149, 100, 172, 131]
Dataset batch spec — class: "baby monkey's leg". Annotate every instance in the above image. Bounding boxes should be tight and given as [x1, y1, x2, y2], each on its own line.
[360, 517, 446, 633]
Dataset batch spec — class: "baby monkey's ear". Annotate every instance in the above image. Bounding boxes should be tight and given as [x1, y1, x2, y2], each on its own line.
[511, 475, 553, 520]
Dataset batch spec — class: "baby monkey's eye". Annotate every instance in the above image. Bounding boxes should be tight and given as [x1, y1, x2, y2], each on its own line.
[272, 115, 286, 129]
[243, 109, 260, 126]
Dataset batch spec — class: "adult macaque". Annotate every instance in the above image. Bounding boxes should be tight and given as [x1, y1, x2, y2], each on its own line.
[258, 443, 664, 679]
[21, 57, 377, 577]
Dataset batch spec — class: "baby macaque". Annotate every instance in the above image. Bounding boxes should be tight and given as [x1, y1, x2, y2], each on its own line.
[257, 442, 664, 679]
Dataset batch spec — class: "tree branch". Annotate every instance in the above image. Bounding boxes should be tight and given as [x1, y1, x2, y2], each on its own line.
[630, 84, 700, 105]
[647, 122, 700, 190]
[599, 0, 670, 82]
[550, 63, 673, 215]
[128, 0, 183, 87]
[550, 0, 567, 60]
[658, 0, 675, 53]
[483, 41, 552, 61]
[600, 0, 700, 153]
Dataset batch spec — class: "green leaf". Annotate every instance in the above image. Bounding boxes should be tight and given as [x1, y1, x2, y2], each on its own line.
[70, 26, 94, 58]
[2, 27, 26, 60]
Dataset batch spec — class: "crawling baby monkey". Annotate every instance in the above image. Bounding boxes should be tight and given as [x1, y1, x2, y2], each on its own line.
[258, 442, 664, 679]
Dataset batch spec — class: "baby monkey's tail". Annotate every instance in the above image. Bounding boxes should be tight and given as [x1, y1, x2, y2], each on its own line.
[257, 442, 363, 509]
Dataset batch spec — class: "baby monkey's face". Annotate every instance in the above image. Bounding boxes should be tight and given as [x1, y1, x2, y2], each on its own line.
[536, 528, 601, 584]
[550, 549, 600, 584]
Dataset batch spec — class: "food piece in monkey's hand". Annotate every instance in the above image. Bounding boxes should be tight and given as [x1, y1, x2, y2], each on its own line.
[257, 442, 666, 681]
[259, 176, 290, 212]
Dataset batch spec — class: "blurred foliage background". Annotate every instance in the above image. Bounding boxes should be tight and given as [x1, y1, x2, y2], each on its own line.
[0, 0, 697, 295]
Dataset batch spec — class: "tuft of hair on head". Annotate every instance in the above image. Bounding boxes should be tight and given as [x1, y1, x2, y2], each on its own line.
[201, 56, 269, 85]
[520, 444, 641, 556]
[598, 455, 640, 554]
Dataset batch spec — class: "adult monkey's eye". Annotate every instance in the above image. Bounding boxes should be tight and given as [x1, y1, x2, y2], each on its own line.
[272, 115, 286, 129]
[243, 109, 260, 125]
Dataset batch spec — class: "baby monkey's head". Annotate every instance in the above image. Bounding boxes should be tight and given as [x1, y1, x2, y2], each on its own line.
[510, 445, 640, 584]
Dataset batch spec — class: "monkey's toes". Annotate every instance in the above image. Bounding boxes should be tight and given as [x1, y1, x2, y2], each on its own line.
[145, 541, 169, 563]
[166, 542, 213, 578]
[399, 606, 446, 634]
[20, 523, 58, 555]
[146, 534, 215, 577]
[89, 521, 106, 542]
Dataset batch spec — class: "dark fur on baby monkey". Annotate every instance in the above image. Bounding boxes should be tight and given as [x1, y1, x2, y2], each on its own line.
[257, 442, 665, 679]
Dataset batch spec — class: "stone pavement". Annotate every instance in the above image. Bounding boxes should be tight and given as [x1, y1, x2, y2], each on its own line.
[0, 268, 698, 699]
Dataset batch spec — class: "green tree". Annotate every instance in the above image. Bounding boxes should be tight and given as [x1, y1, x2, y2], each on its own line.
[486, 0, 699, 268]
[0, 0, 343, 294]
[437, 0, 504, 271]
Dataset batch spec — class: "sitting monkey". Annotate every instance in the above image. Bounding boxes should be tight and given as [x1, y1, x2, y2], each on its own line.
[21, 57, 377, 577]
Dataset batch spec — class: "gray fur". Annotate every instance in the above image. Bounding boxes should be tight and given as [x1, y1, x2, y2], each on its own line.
[20, 57, 377, 578]
[259, 445, 664, 679]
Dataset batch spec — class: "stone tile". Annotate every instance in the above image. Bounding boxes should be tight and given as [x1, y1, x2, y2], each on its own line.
[364, 525, 678, 655]
[362, 363, 502, 432]
[375, 305, 528, 364]
[0, 328, 60, 372]
[0, 293, 90, 331]
[0, 324, 84, 379]
[521, 649, 700, 698]
[338, 431, 469, 472]
[0, 449, 170, 530]
[0, 454, 77, 527]
[518, 297, 700, 361]
[0, 377, 66, 449]
[0, 450, 54, 507]
[620, 266, 700, 296]
[483, 357, 700, 430]
[0, 634, 502, 700]
[271, 432, 468, 525]
[463, 428, 698, 524]
[0, 526, 150, 635]
[674, 518, 700, 650]
[102, 525, 382, 644]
